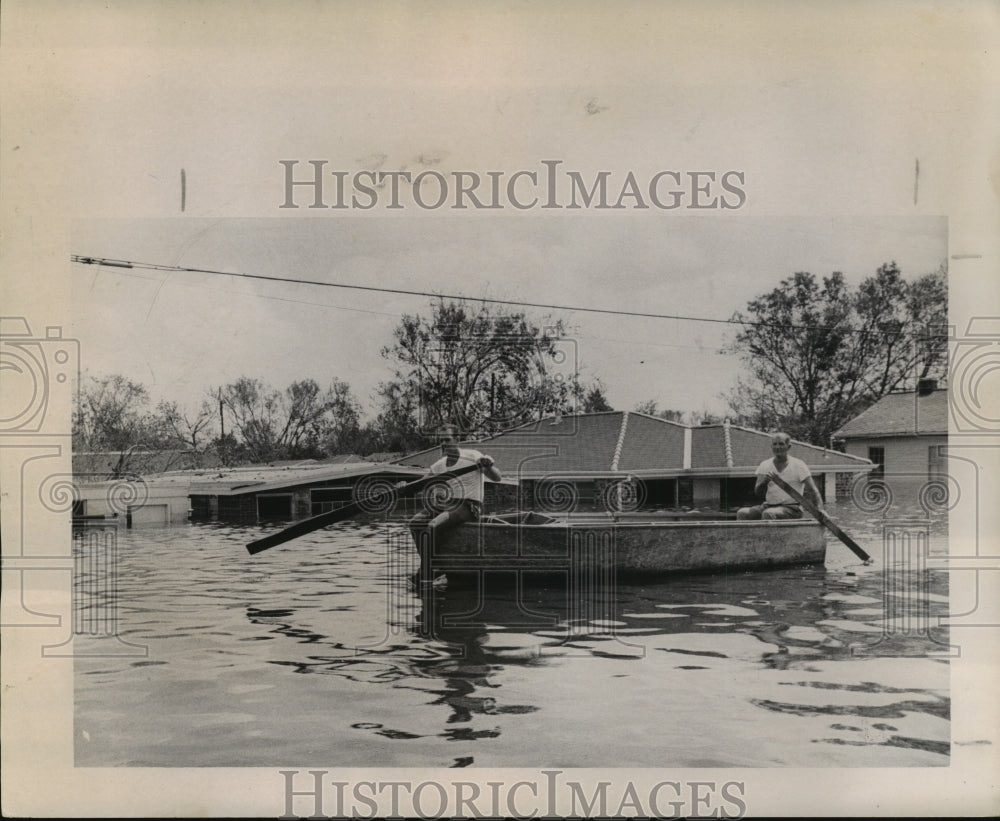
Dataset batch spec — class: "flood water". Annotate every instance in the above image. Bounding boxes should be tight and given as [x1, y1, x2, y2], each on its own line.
[75, 497, 950, 768]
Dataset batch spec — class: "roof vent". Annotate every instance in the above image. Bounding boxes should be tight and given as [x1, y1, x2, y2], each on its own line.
[917, 378, 937, 396]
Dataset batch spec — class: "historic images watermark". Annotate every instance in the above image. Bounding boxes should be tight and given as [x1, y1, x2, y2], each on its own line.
[834, 320, 1000, 656]
[1, 315, 147, 656]
[1, 316, 80, 629]
[846, 472, 955, 658]
[0, 316, 79, 438]
[43, 509, 149, 659]
[949, 317, 1000, 434]
[278, 769, 748, 819]
[279, 160, 748, 212]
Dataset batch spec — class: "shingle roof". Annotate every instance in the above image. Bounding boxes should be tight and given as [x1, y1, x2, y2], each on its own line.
[616, 412, 686, 471]
[394, 412, 871, 476]
[395, 412, 626, 475]
[691, 426, 728, 468]
[721, 424, 866, 470]
[833, 389, 948, 439]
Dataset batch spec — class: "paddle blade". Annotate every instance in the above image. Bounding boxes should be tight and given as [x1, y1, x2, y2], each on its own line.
[246, 502, 362, 554]
[768, 472, 872, 563]
[245, 462, 481, 555]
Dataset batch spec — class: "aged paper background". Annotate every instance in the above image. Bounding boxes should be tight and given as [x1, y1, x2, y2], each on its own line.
[2, 0, 998, 816]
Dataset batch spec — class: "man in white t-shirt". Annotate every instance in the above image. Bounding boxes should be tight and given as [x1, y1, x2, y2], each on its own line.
[426, 427, 499, 509]
[408, 424, 502, 580]
[737, 432, 824, 520]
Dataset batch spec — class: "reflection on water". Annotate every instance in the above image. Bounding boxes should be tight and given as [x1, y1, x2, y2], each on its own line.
[75, 499, 950, 767]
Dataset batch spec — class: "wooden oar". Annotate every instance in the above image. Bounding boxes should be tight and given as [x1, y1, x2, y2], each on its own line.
[246, 463, 481, 555]
[767, 472, 872, 564]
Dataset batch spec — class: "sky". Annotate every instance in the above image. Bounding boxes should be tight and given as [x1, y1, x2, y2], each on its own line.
[7, 2, 973, 426]
[70, 215, 947, 420]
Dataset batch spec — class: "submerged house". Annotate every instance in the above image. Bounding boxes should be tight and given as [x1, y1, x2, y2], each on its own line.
[186, 461, 427, 523]
[73, 473, 194, 526]
[79, 412, 874, 527]
[394, 411, 873, 515]
[832, 381, 948, 483]
[72, 460, 433, 527]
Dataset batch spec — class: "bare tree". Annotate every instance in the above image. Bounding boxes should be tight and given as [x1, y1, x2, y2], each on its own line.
[724, 262, 947, 444]
[154, 398, 217, 468]
[633, 400, 684, 422]
[217, 376, 362, 462]
[380, 298, 585, 437]
[73, 372, 157, 477]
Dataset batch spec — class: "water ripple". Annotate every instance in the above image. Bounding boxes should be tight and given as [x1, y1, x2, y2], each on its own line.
[75, 507, 950, 768]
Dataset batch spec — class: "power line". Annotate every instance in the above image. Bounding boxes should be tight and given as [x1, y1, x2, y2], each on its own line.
[82, 262, 402, 319]
[73, 254, 753, 327]
[70, 254, 916, 334]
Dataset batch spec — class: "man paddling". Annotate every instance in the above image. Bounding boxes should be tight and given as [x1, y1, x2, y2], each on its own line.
[408, 423, 502, 582]
[737, 432, 825, 520]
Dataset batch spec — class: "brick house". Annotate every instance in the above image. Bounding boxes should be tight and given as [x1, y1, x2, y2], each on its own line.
[395, 411, 872, 514]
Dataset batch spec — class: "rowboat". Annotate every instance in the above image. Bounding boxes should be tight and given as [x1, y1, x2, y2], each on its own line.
[410, 511, 827, 580]
[246, 467, 868, 571]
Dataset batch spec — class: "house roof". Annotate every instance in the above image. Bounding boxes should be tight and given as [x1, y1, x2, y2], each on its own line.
[616, 412, 687, 471]
[833, 389, 948, 439]
[363, 451, 406, 463]
[182, 462, 425, 496]
[690, 426, 727, 469]
[318, 453, 364, 465]
[684, 423, 871, 473]
[395, 412, 628, 474]
[394, 412, 871, 477]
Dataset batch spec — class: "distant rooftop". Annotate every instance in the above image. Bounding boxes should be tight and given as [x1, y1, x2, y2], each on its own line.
[833, 388, 948, 439]
[157, 461, 423, 495]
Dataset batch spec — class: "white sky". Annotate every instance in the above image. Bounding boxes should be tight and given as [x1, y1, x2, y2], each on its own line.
[70, 215, 947, 419]
[2, 1, 976, 423]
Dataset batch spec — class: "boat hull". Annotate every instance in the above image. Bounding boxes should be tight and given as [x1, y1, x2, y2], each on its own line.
[411, 515, 827, 579]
